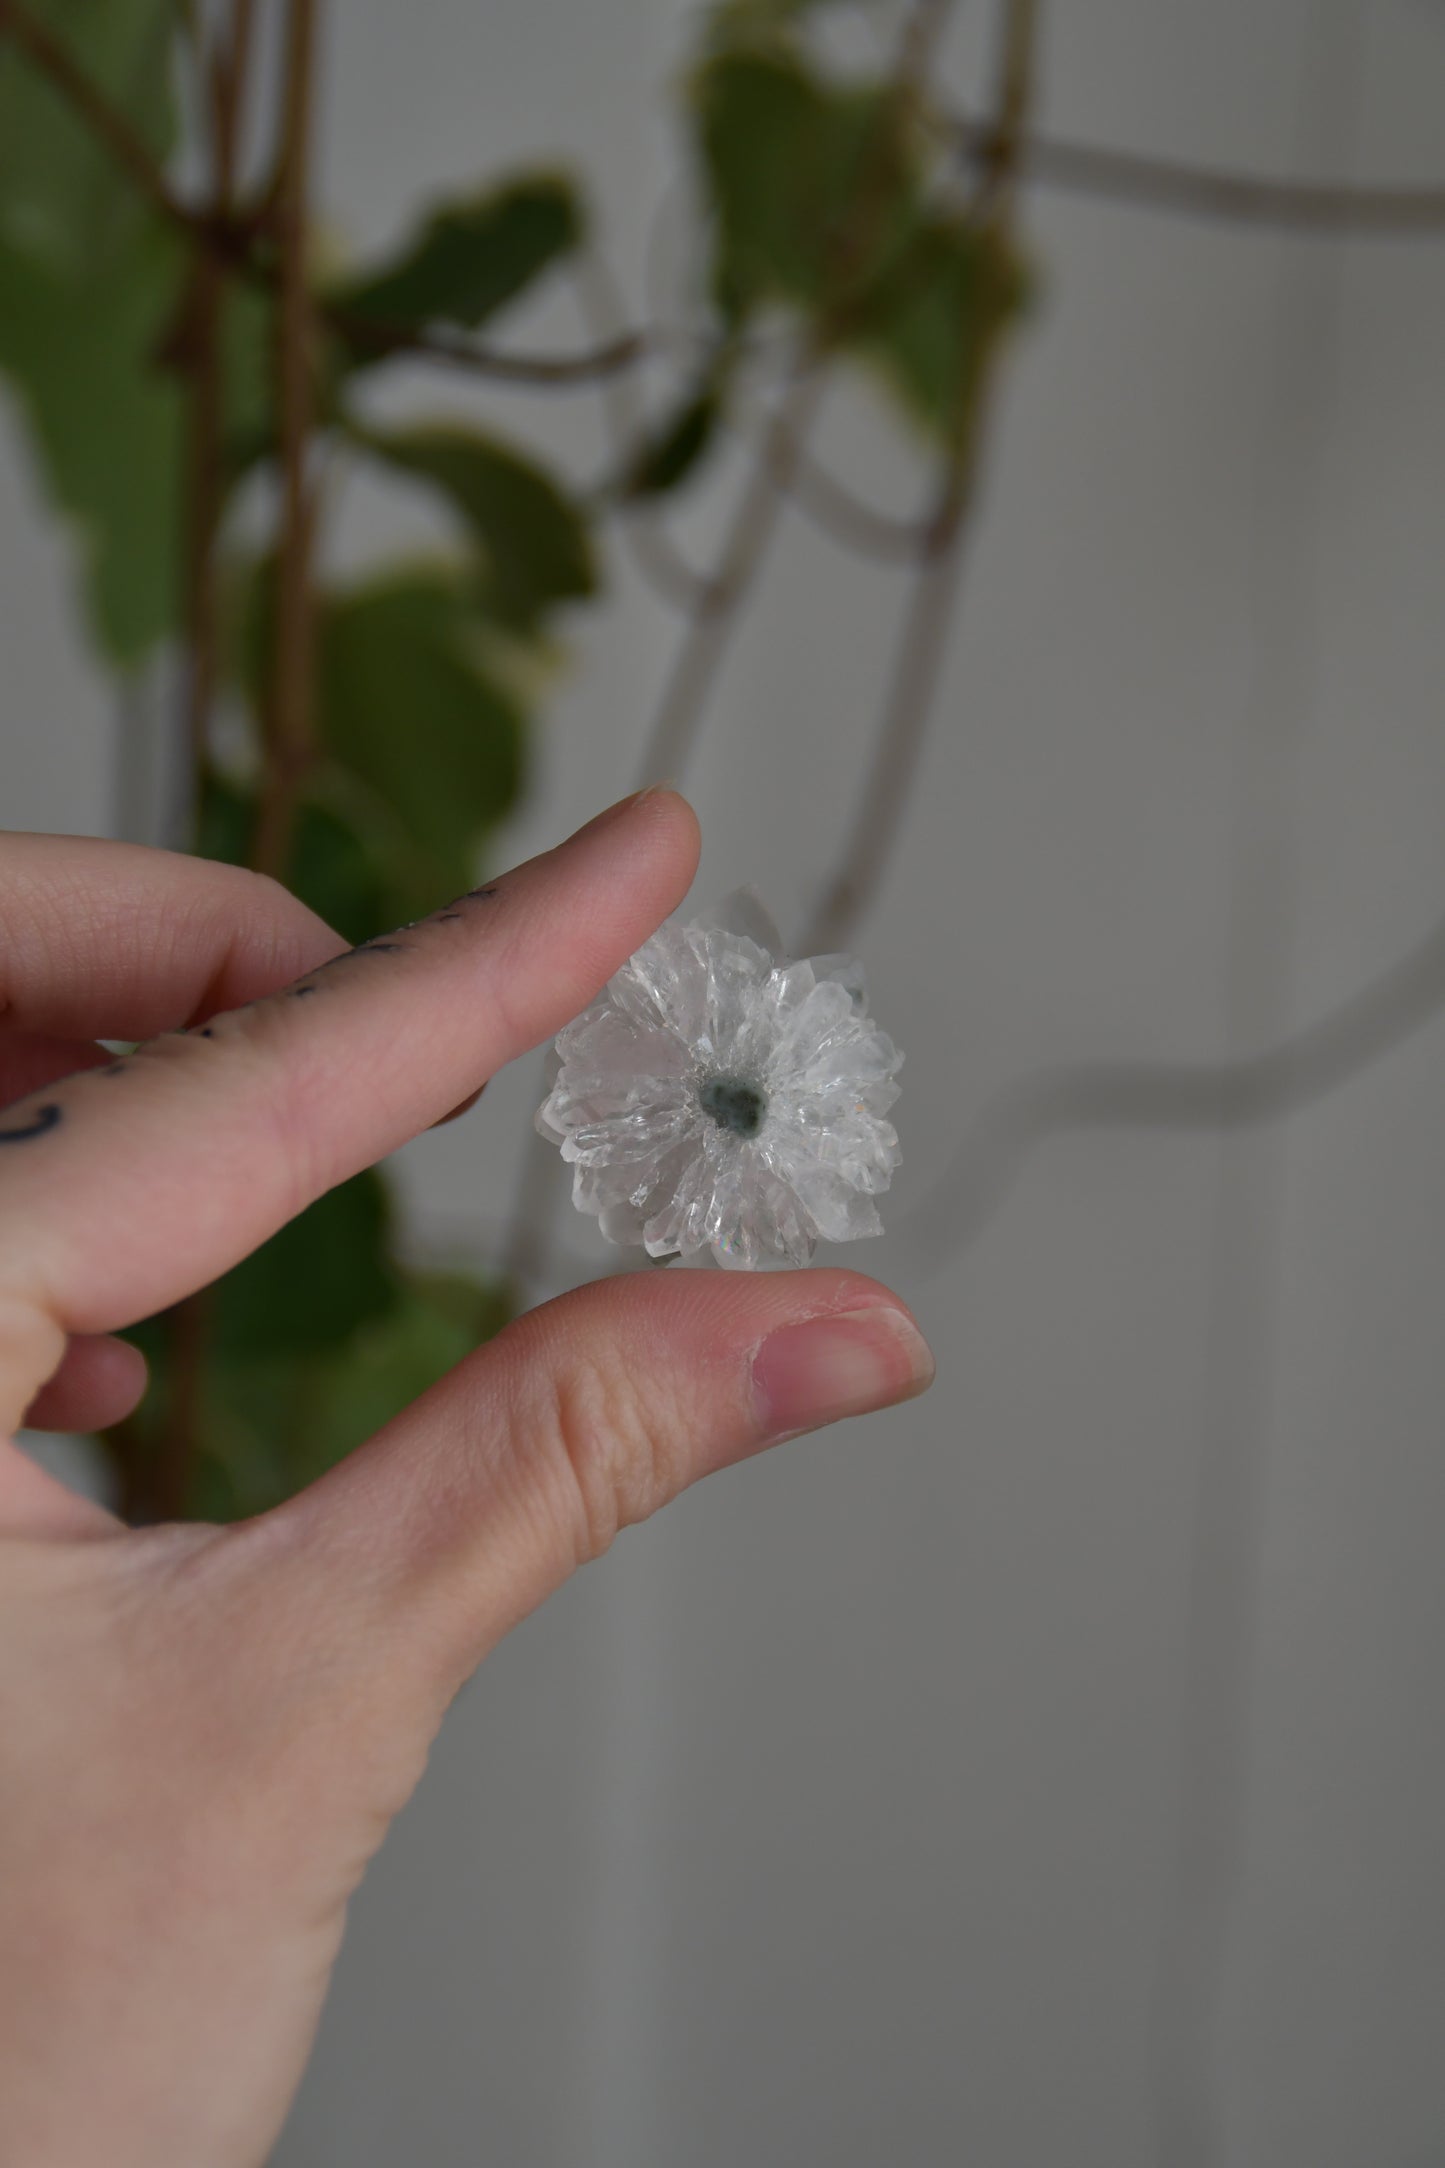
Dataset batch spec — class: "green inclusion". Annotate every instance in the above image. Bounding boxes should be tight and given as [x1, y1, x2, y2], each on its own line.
[699, 1074, 766, 1138]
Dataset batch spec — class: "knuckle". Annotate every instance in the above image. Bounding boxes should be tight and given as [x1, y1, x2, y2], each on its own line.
[235, 867, 295, 913]
[215, 864, 306, 945]
[543, 1349, 688, 1567]
[181, 866, 311, 989]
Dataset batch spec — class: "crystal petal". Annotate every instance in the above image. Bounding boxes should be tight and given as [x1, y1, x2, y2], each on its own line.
[809, 953, 868, 1011]
[610, 921, 710, 1045]
[557, 1004, 691, 1086]
[690, 886, 784, 954]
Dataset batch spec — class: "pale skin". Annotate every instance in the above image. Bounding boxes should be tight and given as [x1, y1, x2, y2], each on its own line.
[0, 788, 934, 2166]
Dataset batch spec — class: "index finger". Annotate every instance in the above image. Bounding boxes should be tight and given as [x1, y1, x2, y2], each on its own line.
[0, 833, 346, 1039]
[0, 790, 700, 1431]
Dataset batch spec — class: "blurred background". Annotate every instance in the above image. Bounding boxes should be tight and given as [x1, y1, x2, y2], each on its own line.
[6, 0, 1445, 2161]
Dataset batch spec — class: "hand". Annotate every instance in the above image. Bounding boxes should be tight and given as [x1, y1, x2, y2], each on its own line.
[0, 790, 933, 2167]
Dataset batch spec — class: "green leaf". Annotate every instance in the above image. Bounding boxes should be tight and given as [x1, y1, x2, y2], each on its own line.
[0, 2, 281, 664]
[194, 769, 252, 867]
[692, 42, 1028, 444]
[610, 379, 725, 501]
[0, 0, 177, 278]
[692, 48, 911, 322]
[198, 773, 388, 947]
[213, 1170, 399, 1361]
[315, 564, 526, 918]
[300, 1271, 511, 1480]
[0, 225, 185, 660]
[217, 275, 279, 472]
[855, 217, 1029, 442]
[114, 1312, 302, 1521]
[118, 1265, 511, 1518]
[113, 1171, 405, 1516]
[183, 1363, 297, 1521]
[229, 555, 528, 924]
[218, 278, 355, 476]
[0, 7, 286, 661]
[284, 799, 390, 948]
[357, 424, 596, 630]
[408, 1267, 513, 1342]
[328, 172, 584, 351]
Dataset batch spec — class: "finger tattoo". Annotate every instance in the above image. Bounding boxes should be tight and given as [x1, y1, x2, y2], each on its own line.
[0, 1103, 62, 1145]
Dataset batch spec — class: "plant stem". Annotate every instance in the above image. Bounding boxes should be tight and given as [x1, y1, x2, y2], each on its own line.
[800, 0, 1036, 957]
[800, 502, 970, 958]
[573, 252, 710, 613]
[949, 106, 1445, 234]
[145, 1291, 211, 1521]
[102, 0, 260, 1524]
[330, 311, 649, 384]
[209, 0, 255, 190]
[177, 2, 255, 836]
[633, 351, 829, 785]
[775, 436, 931, 563]
[905, 885, 1445, 1271]
[253, 0, 320, 882]
[178, 275, 223, 830]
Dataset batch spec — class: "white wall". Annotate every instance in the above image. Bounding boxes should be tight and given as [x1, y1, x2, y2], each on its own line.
[6, 3, 1445, 2162]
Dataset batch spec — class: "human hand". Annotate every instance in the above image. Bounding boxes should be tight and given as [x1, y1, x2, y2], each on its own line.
[0, 790, 933, 2166]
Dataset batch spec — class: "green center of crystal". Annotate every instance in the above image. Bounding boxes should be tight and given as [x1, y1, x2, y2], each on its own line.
[700, 1074, 766, 1138]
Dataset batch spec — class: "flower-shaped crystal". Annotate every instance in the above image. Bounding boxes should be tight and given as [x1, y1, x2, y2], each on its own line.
[535, 891, 902, 1268]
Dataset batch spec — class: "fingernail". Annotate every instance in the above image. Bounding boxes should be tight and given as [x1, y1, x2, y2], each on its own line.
[751, 1305, 935, 1441]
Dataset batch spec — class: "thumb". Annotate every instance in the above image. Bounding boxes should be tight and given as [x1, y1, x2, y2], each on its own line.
[261, 1269, 934, 1712]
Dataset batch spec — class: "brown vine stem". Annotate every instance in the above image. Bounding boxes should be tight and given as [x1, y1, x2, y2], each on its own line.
[330, 311, 650, 386]
[144, 1279, 211, 1523]
[799, 0, 1036, 959]
[253, 0, 320, 882]
[175, 270, 223, 827]
[950, 107, 1445, 235]
[209, 0, 256, 192]
[176, 0, 256, 828]
[779, 437, 929, 564]
[799, 496, 967, 958]
[136, 0, 258, 1525]
[634, 351, 829, 784]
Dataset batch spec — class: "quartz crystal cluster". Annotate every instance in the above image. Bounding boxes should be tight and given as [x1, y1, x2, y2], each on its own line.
[535, 891, 903, 1268]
